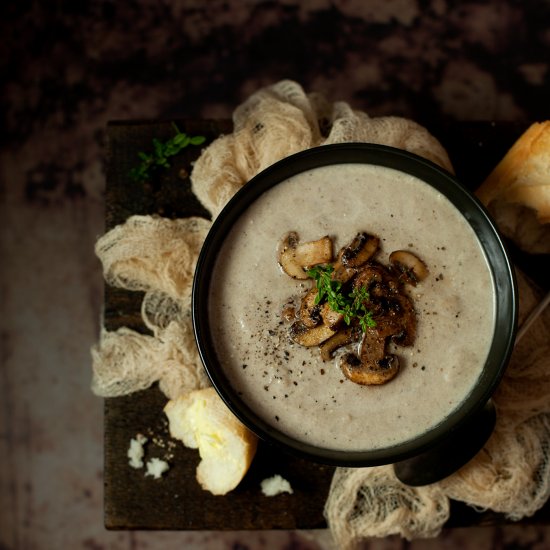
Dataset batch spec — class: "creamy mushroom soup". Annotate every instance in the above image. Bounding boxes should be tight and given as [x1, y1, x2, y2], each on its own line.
[209, 163, 495, 451]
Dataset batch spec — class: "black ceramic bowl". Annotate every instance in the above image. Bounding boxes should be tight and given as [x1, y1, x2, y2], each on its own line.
[192, 143, 517, 471]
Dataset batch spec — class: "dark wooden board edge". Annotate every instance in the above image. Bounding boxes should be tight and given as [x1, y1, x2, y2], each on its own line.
[104, 387, 333, 530]
[103, 119, 333, 530]
[102, 118, 550, 530]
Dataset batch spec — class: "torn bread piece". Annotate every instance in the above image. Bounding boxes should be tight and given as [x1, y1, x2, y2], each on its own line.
[164, 387, 258, 495]
[475, 121, 550, 253]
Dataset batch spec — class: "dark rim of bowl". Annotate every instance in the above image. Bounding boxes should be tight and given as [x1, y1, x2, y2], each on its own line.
[192, 142, 518, 467]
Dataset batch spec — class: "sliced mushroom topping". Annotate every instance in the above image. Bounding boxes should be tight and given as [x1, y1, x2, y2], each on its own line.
[280, 230, 427, 386]
[350, 262, 417, 358]
[298, 288, 322, 328]
[353, 262, 398, 296]
[386, 294, 416, 347]
[320, 302, 344, 329]
[281, 303, 296, 323]
[389, 250, 429, 286]
[340, 328, 400, 385]
[353, 263, 416, 347]
[341, 232, 380, 268]
[289, 321, 336, 347]
[320, 326, 362, 362]
[278, 232, 333, 279]
[330, 255, 357, 284]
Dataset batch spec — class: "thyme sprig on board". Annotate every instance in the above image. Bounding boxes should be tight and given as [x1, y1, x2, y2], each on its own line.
[129, 122, 206, 182]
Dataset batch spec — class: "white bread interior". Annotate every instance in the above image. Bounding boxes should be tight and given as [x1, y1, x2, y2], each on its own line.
[164, 387, 258, 495]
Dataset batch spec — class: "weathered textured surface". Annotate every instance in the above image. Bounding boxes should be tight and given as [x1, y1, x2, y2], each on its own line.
[2, 1, 550, 547]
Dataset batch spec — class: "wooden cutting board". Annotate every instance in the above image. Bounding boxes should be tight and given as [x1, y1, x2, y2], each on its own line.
[103, 119, 549, 530]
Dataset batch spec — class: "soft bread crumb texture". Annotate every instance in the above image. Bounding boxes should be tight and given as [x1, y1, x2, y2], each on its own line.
[145, 457, 170, 479]
[127, 433, 148, 469]
[261, 475, 294, 496]
[164, 387, 258, 495]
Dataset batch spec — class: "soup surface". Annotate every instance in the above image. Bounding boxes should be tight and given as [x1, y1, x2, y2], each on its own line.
[209, 163, 495, 451]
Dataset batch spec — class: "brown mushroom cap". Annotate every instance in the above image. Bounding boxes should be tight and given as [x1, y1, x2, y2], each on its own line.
[341, 232, 380, 268]
[340, 328, 400, 385]
[389, 250, 429, 286]
[353, 262, 398, 295]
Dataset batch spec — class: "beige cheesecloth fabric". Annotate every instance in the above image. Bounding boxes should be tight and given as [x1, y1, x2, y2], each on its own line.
[92, 216, 211, 399]
[92, 80, 550, 547]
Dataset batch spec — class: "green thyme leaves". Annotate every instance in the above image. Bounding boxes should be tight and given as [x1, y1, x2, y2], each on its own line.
[129, 122, 206, 182]
[306, 265, 339, 306]
[306, 265, 376, 331]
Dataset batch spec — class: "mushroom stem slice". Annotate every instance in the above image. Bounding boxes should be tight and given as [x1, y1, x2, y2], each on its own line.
[320, 326, 362, 362]
[289, 321, 336, 347]
[341, 232, 380, 268]
[389, 294, 417, 347]
[278, 232, 333, 279]
[389, 250, 429, 286]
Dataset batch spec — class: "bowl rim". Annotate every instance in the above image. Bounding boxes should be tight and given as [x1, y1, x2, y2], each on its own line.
[192, 142, 518, 467]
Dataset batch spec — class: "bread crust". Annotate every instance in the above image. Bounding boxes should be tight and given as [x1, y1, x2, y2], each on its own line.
[476, 121, 550, 224]
[164, 387, 258, 495]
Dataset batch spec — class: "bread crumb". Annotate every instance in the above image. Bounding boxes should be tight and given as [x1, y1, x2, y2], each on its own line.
[145, 457, 170, 479]
[128, 433, 148, 469]
[261, 475, 293, 496]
